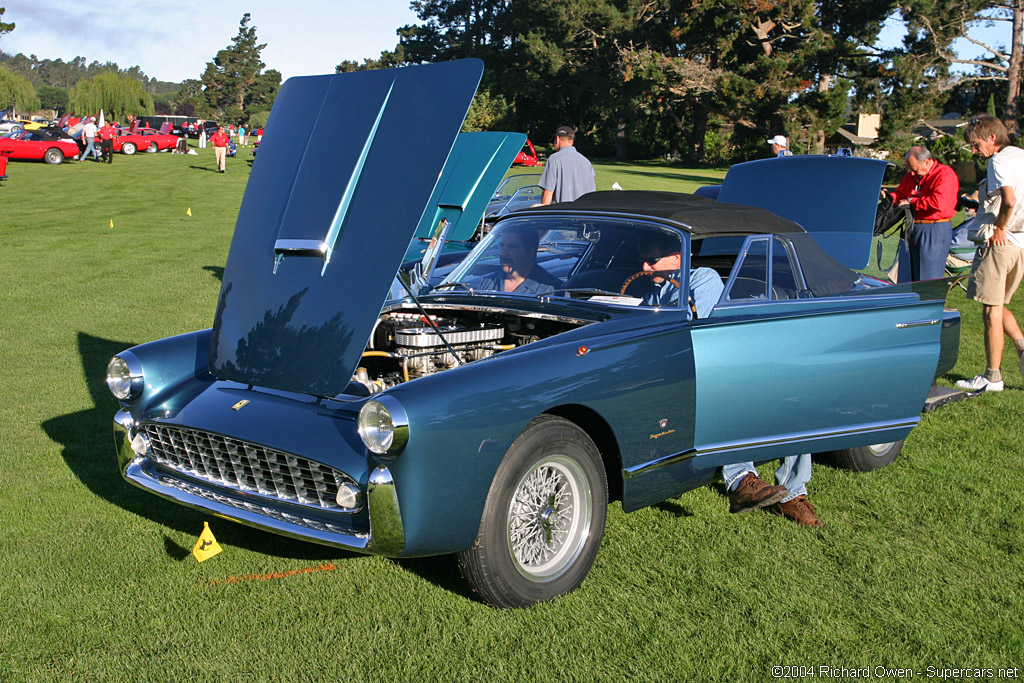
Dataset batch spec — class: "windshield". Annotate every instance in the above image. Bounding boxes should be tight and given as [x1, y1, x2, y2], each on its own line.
[439, 216, 690, 308]
[492, 174, 542, 199]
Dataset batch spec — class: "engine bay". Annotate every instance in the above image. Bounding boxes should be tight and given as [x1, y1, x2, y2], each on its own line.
[350, 305, 589, 394]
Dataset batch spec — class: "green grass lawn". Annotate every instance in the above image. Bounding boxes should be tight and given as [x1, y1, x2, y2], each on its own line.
[1, 150, 1022, 681]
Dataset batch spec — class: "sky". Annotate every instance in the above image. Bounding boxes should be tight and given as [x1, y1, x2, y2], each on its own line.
[0, 2, 1014, 85]
[0, 0, 419, 83]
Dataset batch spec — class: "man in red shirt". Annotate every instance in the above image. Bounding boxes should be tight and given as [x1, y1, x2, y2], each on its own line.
[211, 126, 230, 173]
[98, 121, 117, 164]
[888, 146, 959, 280]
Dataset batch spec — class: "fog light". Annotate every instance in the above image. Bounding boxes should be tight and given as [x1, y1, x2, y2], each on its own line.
[335, 483, 361, 510]
[130, 432, 151, 457]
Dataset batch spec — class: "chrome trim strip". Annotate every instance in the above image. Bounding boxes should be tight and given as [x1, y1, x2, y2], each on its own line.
[113, 409, 136, 470]
[623, 418, 919, 479]
[366, 465, 405, 555]
[274, 239, 328, 254]
[896, 319, 941, 329]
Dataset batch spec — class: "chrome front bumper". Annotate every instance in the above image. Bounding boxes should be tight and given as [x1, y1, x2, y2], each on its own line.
[113, 409, 405, 555]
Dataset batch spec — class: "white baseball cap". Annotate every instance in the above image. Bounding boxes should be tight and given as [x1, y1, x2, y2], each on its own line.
[766, 135, 788, 147]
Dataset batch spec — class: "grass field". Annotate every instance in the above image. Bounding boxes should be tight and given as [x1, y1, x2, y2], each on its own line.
[1, 148, 1022, 681]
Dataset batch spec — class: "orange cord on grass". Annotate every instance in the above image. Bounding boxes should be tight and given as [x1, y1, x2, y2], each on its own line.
[206, 562, 337, 586]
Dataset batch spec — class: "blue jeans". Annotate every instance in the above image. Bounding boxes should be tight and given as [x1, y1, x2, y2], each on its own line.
[722, 454, 811, 503]
[79, 138, 99, 161]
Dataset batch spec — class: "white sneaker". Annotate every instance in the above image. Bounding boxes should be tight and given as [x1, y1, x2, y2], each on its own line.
[956, 374, 1004, 392]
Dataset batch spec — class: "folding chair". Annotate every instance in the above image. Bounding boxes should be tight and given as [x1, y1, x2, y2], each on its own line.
[946, 220, 977, 292]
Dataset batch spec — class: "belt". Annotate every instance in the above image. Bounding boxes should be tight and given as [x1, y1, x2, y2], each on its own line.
[915, 218, 950, 224]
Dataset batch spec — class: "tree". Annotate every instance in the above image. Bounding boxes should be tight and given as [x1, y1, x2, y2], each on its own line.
[36, 84, 68, 114]
[0, 64, 39, 112]
[0, 7, 14, 39]
[69, 72, 153, 122]
[899, 0, 1023, 132]
[201, 13, 280, 124]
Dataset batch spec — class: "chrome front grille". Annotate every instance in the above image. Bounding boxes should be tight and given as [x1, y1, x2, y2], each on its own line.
[141, 424, 356, 510]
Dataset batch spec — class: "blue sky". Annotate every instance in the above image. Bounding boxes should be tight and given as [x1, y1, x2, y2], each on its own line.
[0, 0, 419, 82]
[0, 2, 1014, 85]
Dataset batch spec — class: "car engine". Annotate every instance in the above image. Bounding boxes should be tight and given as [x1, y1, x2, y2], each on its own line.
[349, 308, 585, 394]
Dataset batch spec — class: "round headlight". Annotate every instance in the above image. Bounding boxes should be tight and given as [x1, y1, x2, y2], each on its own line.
[106, 355, 141, 401]
[357, 396, 409, 456]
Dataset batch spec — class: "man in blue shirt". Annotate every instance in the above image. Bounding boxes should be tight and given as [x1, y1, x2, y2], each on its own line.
[539, 126, 596, 204]
[637, 233, 723, 318]
[638, 232, 822, 525]
[476, 228, 561, 295]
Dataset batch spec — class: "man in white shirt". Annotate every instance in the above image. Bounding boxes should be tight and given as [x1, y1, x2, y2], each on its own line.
[956, 115, 1024, 392]
[78, 117, 99, 162]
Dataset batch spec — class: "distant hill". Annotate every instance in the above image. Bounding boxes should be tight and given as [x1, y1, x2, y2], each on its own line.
[0, 51, 180, 93]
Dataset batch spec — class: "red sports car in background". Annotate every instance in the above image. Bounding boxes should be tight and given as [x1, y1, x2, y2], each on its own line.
[512, 139, 542, 166]
[0, 128, 80, 164]
[113, 128, 180, 154]
[134, 127, 181, 151]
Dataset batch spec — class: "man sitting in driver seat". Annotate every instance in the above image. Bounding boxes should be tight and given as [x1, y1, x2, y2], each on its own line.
[637, 233, 723, 318]
[476, 227, 561, 295]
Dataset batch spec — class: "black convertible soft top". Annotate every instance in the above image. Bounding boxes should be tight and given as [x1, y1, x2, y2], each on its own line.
[517, 190, 858, 297]
[520, 190, 806, 237]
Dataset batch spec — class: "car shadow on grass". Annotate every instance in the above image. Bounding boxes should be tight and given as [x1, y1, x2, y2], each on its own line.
[43, 331, 359, 564]
[394, 556, 478, 602]
[203, 265, 224, 282]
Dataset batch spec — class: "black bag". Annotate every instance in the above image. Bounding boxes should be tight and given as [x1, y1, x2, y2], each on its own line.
[874, 195, 914, 237]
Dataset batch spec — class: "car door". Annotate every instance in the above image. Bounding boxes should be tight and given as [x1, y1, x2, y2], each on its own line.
[690, 235, 944, 468]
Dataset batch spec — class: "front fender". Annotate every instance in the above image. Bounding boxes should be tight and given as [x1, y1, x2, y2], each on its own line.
[115, 329, 213, 412]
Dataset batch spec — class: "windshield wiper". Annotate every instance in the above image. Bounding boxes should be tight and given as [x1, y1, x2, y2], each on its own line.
[434, 282, 476, 294]
[547, 287, 628, 299]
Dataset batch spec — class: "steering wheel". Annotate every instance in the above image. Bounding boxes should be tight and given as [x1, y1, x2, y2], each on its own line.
[620, 271, 680, 295]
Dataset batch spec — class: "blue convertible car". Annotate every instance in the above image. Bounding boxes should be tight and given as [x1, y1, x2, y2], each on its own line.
[107, 60, 958, 607]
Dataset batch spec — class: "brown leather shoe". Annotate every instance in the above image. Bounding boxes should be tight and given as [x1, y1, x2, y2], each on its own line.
[728, 473, 789, 514]
[769, 495, 824, 526]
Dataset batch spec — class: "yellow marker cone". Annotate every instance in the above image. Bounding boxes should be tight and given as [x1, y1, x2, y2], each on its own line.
[109, 219, 114, 229]
[192, 522, 223, 562]
[186, 207, 192, 216]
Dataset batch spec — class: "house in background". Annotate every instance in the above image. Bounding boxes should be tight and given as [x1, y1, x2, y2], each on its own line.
[827, 113, 882, 156]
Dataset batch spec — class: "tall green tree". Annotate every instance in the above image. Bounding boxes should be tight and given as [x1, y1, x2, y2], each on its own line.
[69, 71, 153, 121]
[36, 84, 68, 114]
[201, 13, 281, 124]
[895, 0, 1023, 132]
[0, 7, 14, 39]
[0, 64, 39, 112]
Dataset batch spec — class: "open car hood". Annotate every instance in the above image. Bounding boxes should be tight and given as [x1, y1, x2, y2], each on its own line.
[403, 131, 526, 262]
[716, 155, 890, 270]
[210, 59, 483, 396]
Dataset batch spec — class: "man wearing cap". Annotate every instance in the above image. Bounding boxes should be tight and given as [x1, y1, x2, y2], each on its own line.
[539, 126, 596, 204]
[767, 135, 793, 157]
[78, 117, 100, 162]
[887, 146, 959, 281]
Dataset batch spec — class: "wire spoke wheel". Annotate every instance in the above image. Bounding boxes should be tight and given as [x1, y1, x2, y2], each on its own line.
[458, 415, 607, 608]
[507, 455, 592, 580]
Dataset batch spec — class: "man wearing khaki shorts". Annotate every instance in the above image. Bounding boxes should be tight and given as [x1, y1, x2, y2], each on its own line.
[957, 115, 1024, 392]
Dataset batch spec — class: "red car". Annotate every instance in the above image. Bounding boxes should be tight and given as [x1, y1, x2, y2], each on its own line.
[134, 127, 181, 151]
[0, 128, 80, 164]
[113, 128, 180, 155]
[512, 139, 542, 166]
